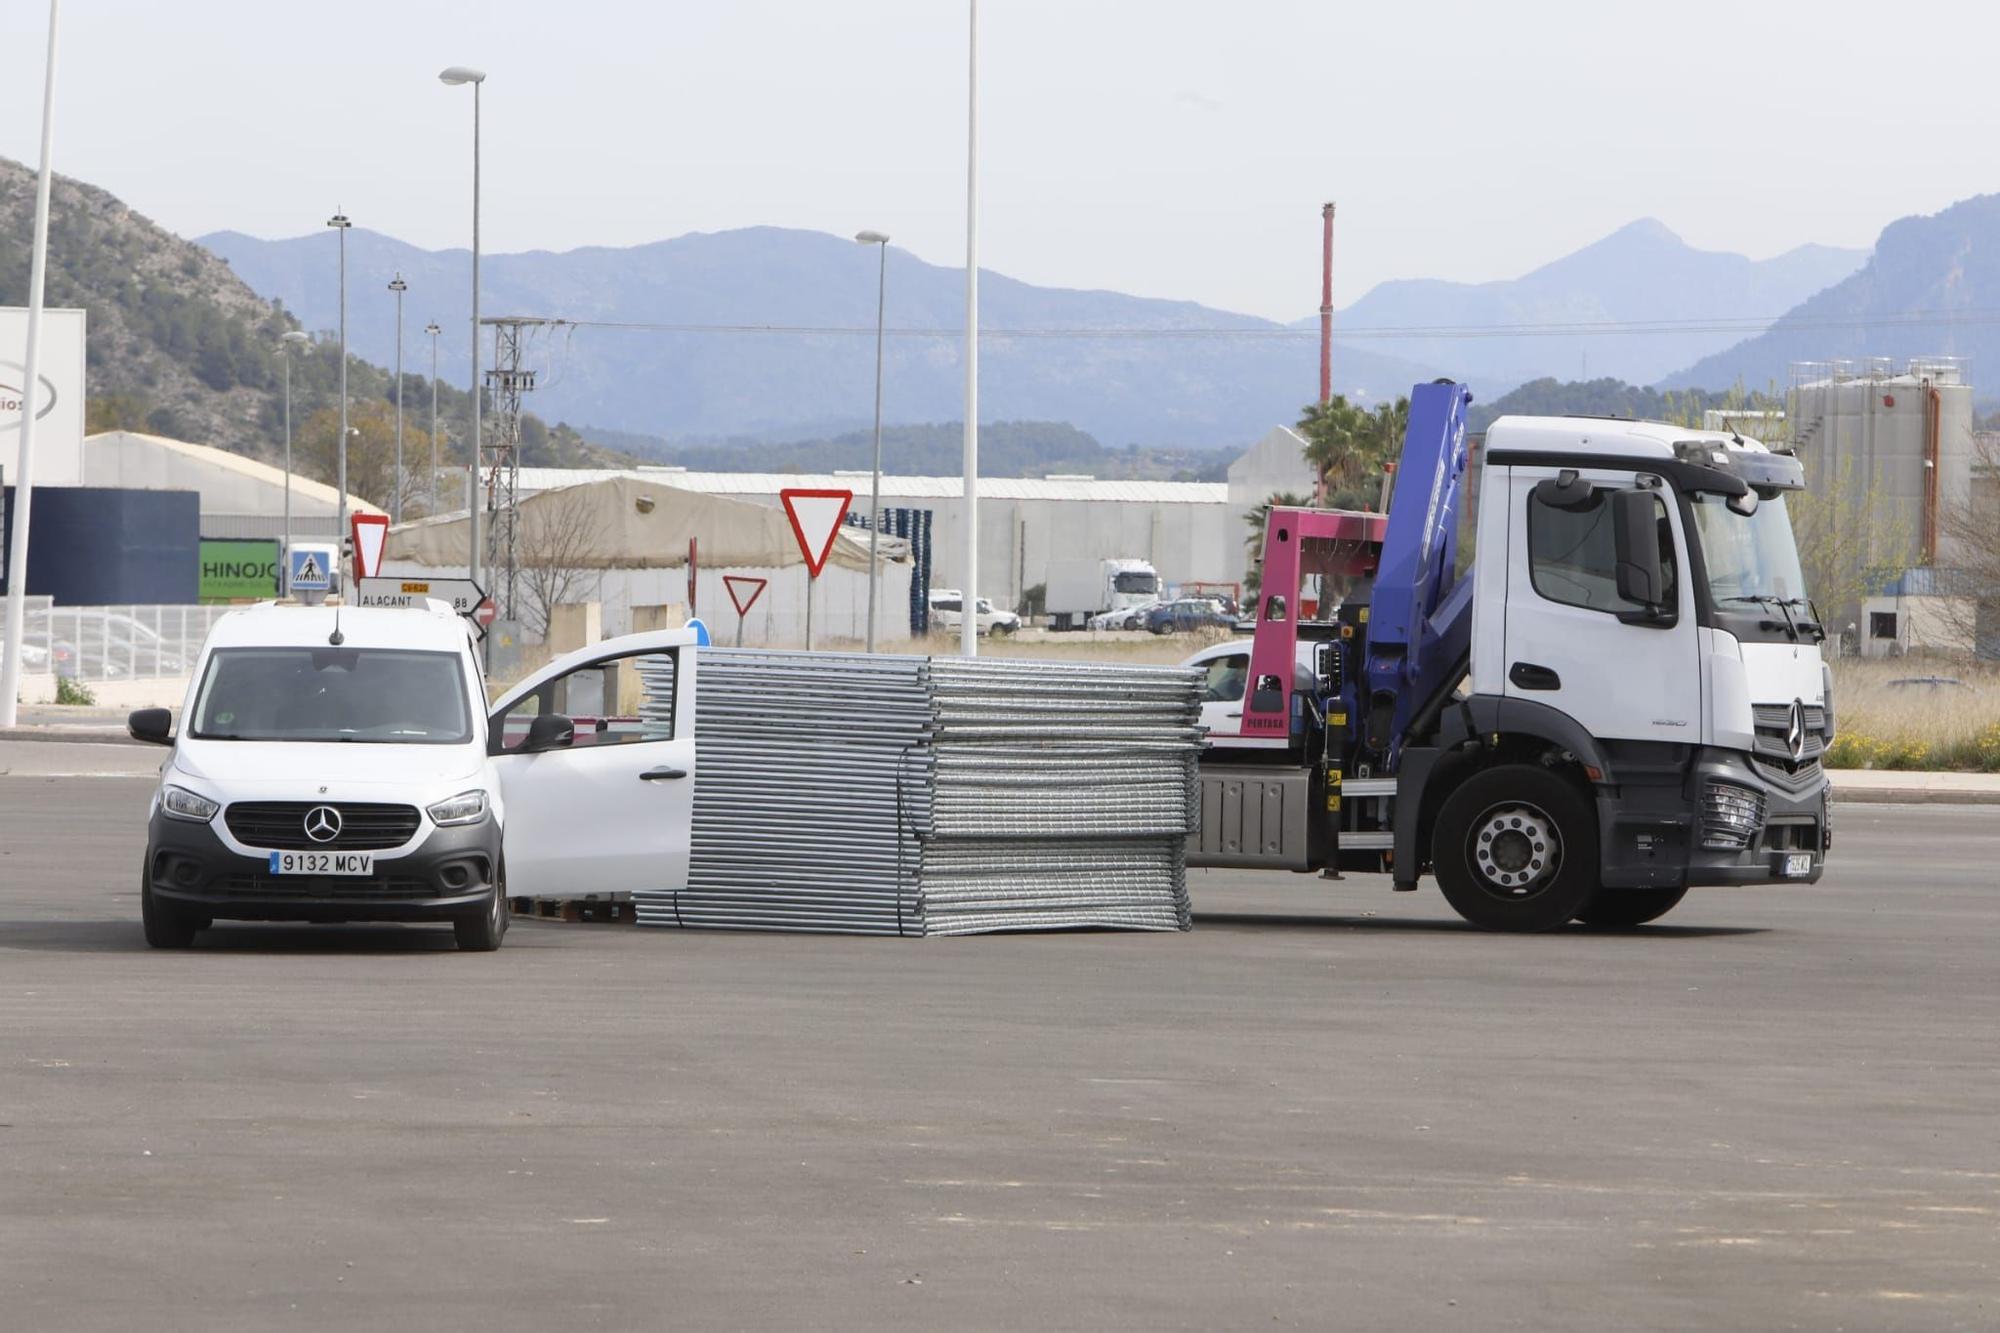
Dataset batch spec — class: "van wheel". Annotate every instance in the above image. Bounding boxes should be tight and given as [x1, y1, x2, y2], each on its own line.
[1431, 765, 1598, 932]
[454, 855, 509, 952]
[1574, 885, 1689, 927]
[141, 868, 199, 949]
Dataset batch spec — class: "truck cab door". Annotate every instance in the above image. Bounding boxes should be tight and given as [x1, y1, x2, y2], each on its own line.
[1501, 467, 1700, 743]
[487, 631, 699, 899]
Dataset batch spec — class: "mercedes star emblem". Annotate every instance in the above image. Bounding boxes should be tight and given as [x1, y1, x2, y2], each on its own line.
[303, 805, 343, 843]
[1786, 700, 1807, 764]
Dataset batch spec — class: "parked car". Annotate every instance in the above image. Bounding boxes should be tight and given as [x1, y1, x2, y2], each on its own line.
[1088, 600, 1161, 631]
[929, 591, 1020, 636]
[1180, 638, 1316, 738]
[1145, 598, 1235, 635]
[1885, 676, 1972, 691]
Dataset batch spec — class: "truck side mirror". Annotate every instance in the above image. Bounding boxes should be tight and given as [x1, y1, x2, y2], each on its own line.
[523, 712, 576, 753]
[1611, 489, 1669, 623]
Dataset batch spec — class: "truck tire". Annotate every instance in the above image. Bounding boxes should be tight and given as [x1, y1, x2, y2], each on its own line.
[141, 870, 200, 949]
[454, 856, 509, 952]
[1574, 885, 1689, 927]
[1431, 764, 1598, 932]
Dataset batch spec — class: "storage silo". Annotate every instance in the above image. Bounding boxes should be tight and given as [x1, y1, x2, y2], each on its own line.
[1788, 358, 1975, 571]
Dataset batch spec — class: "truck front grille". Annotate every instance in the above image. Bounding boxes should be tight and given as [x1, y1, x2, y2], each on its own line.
[1750, 703, 1828, 776]
[223, 802, 422, 851]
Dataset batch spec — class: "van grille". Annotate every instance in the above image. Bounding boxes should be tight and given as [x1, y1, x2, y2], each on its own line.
[223, 802, 421, 851]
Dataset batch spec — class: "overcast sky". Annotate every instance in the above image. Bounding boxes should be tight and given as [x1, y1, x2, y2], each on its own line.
[4, 1, 1996, 322]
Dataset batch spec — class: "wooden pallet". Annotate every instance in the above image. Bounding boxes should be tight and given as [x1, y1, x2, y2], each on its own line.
[508, 895, 639, 924]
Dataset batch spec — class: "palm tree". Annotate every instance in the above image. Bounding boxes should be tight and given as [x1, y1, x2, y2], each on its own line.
[1296, 395, 1371, 504]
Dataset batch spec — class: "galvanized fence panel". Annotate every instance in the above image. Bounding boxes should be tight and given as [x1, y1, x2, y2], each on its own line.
[21, 604, 229, 681]
[635, 649, 1202, 937]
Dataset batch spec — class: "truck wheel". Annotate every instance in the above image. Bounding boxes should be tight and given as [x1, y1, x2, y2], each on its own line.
[1574, 885, 1689, 927]
[454, 856, 509, 952]
[1431, 765, 1598, 932]
[141, 870, 199, 949]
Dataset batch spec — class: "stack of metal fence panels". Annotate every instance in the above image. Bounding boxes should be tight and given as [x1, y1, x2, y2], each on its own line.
[919, 658, 1200, 934]
[633, 650, 1201, 936]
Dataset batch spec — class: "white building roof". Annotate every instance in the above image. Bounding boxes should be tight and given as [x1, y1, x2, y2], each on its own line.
[514, 466, 1228, 506]
[84, 430, 383, 515]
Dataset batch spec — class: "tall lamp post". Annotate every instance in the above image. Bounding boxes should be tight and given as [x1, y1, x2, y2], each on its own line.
[0, 0, 62, 730]
[424, 321, 441, 505]
[278, 331, 310, 592]
[326, 209, 352, 584]
[961, 0, 980, 657]
[854, 230, 890, 652]
[439, 65, 485, 597]
[388, 274, 407, 524]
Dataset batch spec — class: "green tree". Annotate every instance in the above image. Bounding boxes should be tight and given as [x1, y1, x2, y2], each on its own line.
[298, 399, 435, 514]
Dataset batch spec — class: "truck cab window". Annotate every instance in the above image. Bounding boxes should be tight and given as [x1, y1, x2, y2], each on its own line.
[1527, 489, 1675, 615]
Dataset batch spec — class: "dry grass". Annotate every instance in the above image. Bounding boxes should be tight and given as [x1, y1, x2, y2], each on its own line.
[1826, 659, 2000, 771]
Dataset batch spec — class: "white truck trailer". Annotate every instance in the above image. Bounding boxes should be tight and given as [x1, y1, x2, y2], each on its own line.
[1046, 557, 1161, 630]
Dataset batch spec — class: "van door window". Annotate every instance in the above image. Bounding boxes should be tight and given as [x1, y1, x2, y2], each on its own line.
[493, 649, 678, 752]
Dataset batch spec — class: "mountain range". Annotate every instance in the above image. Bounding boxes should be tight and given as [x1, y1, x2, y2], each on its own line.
[198, 220, 1865, 452]
[1665, 194, 2000, 391]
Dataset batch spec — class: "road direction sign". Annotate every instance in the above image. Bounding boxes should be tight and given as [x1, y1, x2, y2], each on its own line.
[350, 513, 390, 578]
[779, 488, 853, 578]
[723, 575, 767, 616]
[355, 576, 485, 616]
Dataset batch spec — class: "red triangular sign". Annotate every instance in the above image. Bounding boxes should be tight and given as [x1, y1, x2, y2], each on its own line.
[779, 488, 853, 578]
[723, 575, 767, 616]
[351, 513, 390, 579]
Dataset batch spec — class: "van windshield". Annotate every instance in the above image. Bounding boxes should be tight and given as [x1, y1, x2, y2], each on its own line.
[190, 647, 472, 743]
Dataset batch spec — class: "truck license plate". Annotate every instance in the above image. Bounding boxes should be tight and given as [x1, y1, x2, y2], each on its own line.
[268, 851, 374, 876]
[1781, 852, 1814, 878]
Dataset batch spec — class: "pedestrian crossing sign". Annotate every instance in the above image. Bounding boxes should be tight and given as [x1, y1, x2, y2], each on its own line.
[288, 544, 334, 593]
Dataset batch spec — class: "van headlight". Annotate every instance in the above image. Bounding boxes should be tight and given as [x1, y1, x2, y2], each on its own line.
[427, 790, 489, 827]
[160, 785, 219, 823]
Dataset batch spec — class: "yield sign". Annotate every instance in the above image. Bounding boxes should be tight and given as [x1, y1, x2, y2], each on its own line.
[350, 513, 390, 579]
[779, 488, 853, 579]
[723, 575, 768, 616]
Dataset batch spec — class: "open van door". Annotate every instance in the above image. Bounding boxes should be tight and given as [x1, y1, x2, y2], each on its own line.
[487, 629, 700, 900]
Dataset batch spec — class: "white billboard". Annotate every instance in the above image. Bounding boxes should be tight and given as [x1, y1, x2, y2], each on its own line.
[1, 306, 87, 489]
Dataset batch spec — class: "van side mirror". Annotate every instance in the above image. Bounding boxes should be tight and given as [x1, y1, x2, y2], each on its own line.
[1610, 489, 1670, 625]
[127, 707, 173, 746]
[523, 712, 576, 753]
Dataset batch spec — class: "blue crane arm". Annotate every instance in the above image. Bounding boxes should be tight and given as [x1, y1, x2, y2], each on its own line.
[1361, 380, 1476, 770]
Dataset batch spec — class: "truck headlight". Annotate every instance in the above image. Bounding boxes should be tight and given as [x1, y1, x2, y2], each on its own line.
[427, 790, 489, 827]
[1701, 781, 1765, 850]
[160, 785, 219, 823]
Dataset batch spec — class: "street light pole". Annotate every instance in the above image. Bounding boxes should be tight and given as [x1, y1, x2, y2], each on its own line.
[440, 66, 486, 599]
[961, 0, 980, 658]
[424, 321, 441, 505]
[327, 209, 352, 585]
[855, 230, 890, 652]
[0, 0, 61, 730]
[278, 331, 309, 593]
[388, 274, 406, 524]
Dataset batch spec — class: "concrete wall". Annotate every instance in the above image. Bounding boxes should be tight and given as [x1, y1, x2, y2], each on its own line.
[83, 431, 377, 542]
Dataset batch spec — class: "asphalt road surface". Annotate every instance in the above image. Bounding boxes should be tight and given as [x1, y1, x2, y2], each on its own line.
[1, 756, 1994, 1330]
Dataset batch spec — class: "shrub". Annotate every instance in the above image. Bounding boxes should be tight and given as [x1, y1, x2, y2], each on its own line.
[54, 675, 96, 706]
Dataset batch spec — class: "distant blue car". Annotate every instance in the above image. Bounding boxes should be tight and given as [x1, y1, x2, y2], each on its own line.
[1146, 598, 1235, 635]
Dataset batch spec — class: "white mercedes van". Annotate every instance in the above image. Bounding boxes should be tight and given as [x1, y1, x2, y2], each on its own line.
[129, 601, 508, 950]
